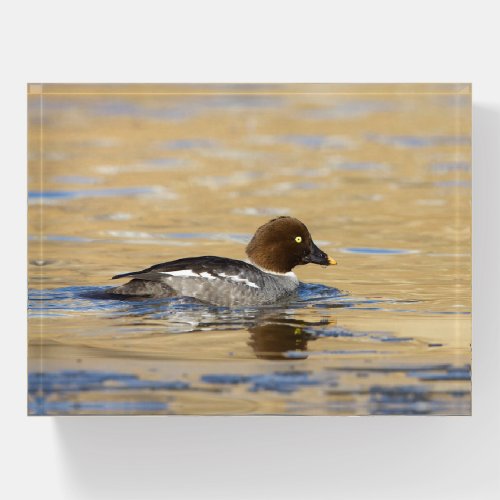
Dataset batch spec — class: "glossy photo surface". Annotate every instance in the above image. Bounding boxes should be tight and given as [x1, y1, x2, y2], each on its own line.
[28, 84, 471, 415]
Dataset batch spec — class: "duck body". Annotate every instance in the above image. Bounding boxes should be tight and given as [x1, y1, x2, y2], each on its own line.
[109, 217, 336, 307]
[111, 256, 300, 307]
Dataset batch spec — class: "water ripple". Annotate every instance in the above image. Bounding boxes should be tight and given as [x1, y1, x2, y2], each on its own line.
[28, 186, 176, 202]
[340, 247, 419, 255]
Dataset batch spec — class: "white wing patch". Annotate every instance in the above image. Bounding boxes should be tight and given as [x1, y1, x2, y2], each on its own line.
[217, 272, 259, 288]
[160, 270, 199, 278]
[199, 272, 216, 280]
[159, 269, 258, 288]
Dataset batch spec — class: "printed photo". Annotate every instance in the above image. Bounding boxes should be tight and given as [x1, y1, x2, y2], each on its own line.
[28, 83, 471, 415]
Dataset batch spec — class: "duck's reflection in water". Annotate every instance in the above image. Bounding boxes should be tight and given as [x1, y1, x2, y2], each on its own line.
[84, 288, 340, 361]
[247, 316, 336, 360]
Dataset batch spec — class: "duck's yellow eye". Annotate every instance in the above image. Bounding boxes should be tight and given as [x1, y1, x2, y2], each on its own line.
[295, 236, 302, 243]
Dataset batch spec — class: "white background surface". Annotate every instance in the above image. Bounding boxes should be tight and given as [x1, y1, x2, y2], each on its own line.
[1, 0, 499, 498]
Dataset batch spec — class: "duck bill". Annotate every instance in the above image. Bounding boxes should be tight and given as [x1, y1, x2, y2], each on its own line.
[304, 242, 337, 266]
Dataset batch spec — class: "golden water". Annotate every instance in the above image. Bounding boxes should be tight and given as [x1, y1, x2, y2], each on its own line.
[28, 84, 471, 415]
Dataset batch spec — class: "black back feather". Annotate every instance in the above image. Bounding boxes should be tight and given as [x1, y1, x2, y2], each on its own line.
[112, 256, 256, 281]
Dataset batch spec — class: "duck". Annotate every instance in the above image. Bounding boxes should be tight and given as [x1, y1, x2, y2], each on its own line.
[109, 216, 337, 307]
